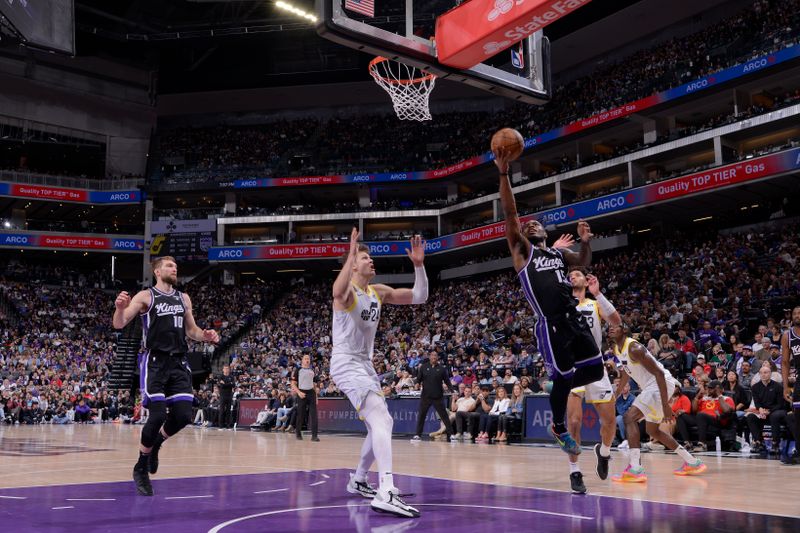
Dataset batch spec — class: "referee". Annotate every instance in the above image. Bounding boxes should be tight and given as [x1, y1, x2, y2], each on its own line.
[291, 354, 319, 441]
[217, 364, 235, 429]
[413, 350, 454, 442]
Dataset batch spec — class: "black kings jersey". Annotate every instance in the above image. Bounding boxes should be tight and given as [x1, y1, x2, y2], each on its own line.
[790, 327, 800, 370]
[141, 287, 189, 354]
[517, 246, 578, 321]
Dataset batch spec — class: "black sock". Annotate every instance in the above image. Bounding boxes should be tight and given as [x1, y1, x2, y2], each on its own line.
[135, 451, 150, 469]
[550, 376, 571, 434]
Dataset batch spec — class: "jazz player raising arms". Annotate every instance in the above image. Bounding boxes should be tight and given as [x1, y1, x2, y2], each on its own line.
[332, 229, 429, 518]
[113, 256, 219, 496]
[494, 148, 604, 455]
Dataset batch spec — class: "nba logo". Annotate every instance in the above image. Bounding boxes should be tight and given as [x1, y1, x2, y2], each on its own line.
[511, 42, 524, 69]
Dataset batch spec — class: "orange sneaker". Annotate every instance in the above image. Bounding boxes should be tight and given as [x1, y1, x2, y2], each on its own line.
[673, 460, 707, 476]
[611, 465, 647, 483]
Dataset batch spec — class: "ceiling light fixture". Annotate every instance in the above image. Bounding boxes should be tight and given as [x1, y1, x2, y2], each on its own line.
[275, 1, 318, 22]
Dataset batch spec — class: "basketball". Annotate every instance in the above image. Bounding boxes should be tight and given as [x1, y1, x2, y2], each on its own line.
[490, 127, 525, 161]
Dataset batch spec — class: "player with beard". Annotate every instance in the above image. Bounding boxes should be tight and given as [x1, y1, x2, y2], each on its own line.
[558, 266, 620, 493]
[494, 147, 603, 455]
[332, 228, 428, 518]
[781, 306, 800, 464]
[113, 256, 219, 496]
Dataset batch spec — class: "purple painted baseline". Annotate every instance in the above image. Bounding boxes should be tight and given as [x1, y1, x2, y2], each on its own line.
[1, 468, 797, 532]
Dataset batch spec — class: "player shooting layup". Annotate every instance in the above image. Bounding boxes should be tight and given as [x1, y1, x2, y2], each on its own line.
[494, 148, 604, 455]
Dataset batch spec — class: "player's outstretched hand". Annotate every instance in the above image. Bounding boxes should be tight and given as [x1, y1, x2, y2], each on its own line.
[115, 291, 131, 310]
[661, 403, 675, 423]
[203, 329, 220, 344]
[406, 234, 426, 267]
[493, 147, 510, 175]
[552, 234, 575, 249]
[587, 274, 601, 296]
[577, 220, 594, 243]
[349, 227, 360, 257]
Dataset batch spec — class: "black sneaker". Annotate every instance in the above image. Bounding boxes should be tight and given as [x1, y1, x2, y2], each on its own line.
[570, 472, 587, 494]
[311, 436, 320, 442]
[594, 443, 610, 480]
[133, 465, 153, 496]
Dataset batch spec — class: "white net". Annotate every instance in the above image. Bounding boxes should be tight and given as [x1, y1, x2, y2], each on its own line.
[369, 57, 437, 121]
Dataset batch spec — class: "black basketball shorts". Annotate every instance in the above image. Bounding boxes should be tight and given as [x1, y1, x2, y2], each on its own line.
[139, 350, 194, 406]
[535, 314, 601, 380]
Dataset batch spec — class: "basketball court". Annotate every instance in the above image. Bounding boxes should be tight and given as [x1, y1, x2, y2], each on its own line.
[1, 425, 798, 532]
[2, 0, 798, 531]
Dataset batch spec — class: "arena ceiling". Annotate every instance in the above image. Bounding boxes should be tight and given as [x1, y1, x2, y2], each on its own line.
[73, 0, 644, 94]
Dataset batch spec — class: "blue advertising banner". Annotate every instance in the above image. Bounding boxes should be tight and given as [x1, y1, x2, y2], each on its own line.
[214, 43, 800, 190]
[318, 397, 442, 434]
[210, 146, 800, 262]
[524, 395, 602, 442]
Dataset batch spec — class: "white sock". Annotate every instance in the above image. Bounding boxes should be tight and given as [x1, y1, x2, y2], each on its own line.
[630, 448, 641, 468]
[599, 444, 611, 457]
[380, 472, 395, 491]
[676, 446, 696, 464]
[569, 461, 581, 474]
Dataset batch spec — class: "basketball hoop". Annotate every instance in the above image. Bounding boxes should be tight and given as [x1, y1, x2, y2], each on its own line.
[369, 56, 436, 121]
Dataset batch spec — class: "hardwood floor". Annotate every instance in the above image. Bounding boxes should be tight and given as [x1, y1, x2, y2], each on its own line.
[0, 424, 796, 519]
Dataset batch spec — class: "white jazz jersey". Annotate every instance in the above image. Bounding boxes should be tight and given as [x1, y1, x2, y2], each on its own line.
[330, 283, 383, 409]
[332, 283, 382, 360]
[571, 298, 613, 403]
[614, 337, 678, 392]
[577, 298, 603, 348]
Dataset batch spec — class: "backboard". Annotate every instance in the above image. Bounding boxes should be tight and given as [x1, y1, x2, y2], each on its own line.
[315, 0, 551, 105]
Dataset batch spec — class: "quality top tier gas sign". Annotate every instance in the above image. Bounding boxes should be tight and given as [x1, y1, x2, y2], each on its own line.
[0, 183, 141, 204]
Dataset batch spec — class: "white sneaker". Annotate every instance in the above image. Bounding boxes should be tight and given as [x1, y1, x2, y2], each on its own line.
[371, 487, 420, 518]
[346, 473, 377, 498]
[410, 436, 421, 443]
[648, 442, 666, 451]
[618, 440, 629, 449]
[461, 433, 470, 441]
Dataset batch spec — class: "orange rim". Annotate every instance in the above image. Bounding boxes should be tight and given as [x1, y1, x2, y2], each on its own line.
[368, 56, 436, 86]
